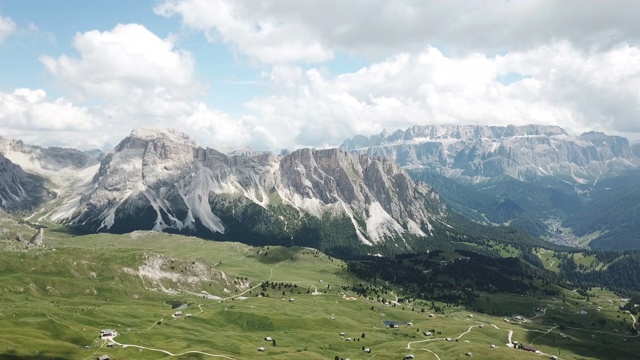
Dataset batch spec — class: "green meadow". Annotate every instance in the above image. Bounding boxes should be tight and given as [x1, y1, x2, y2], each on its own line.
[0, 224, 638, 359]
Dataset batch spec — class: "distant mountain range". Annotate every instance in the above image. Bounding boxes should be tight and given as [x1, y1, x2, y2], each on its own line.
[0, 129, 458, 256]
[341, 124, 637, 184]
[341, 124, 640, 250]
[1, 124, 639, 252]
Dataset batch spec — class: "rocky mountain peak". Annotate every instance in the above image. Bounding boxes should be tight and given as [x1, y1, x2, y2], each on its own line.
[341, 124, 637, 184]
[50, 129, 447, 253]
[130, 128, 196, 145]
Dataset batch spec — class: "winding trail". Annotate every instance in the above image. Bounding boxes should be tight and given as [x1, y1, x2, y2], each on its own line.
[110, 338, 237, 359]
[108, 249, 307, 359]
[530, 326, 558, 345]
[46, 313, 90, 340]
[407, 325, 475, 349]
[420, 348, 441, 360]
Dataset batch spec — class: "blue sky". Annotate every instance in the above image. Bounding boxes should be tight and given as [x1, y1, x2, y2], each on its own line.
[1, 1, 640, 150]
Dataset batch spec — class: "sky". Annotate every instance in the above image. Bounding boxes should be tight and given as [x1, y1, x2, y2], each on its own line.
[1, 0, 640, 151]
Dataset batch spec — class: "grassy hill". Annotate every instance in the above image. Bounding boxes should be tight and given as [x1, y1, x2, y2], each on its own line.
[0, 220, 639, 359]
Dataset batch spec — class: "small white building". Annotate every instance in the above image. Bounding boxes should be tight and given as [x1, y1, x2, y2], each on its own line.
[100, 329, 116, 338]
[257, 347, 265, 352]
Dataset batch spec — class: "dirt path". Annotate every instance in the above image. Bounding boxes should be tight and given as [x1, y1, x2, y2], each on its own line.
[420, 348, 441, 360]
[145, 316, 164, 331]
[529, 325, 558, 345]
[407, 325, 475, 349]
[531, 307, 548, 319]
[110, 337, 237, 359]
[46, 313, 90, 340]
[546, 260, 555, 269]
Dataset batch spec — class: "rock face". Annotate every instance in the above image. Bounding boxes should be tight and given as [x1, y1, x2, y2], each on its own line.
[0, 153, 50, 213]
[340, 125, 638, 184]
[53, 129, 446, 253]
[0, 136, 102, 216]
[29, 228, 44, 246]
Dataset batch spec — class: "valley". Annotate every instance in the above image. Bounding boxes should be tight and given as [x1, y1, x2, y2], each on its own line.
[0, 219, 639, 359]
[1, 126, 640, 359]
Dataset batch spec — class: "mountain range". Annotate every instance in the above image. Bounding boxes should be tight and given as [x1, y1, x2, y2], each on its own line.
[1, 124, 639, 252]
[342, 124, 640, 250]
[1, 129, 453, 256]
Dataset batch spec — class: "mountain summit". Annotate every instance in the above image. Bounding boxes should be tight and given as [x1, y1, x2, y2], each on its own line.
[341, 124, 637, 184]
[49, 129, 446, 255]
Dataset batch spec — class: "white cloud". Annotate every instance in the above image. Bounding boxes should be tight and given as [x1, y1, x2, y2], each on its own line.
[0, 88, 112, 149]
[0, 88, 95, 131]
[154, 0, 640, 63]
[243, 42, 640, 150]
[0, 14, 16, 43]
[0, 23, 250, 151]
[154, 0, 333, 63]
[40, 23, 200, 103]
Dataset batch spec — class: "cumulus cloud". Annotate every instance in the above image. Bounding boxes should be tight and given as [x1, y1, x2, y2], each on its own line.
[0, 88, 112, 149]
[0, 23, 248, 151]
[154, 0, 333, 63]
[0, 14, 16, 43]
[243, 42, 640, 150]
[40, 23, 201, 103]
[154, 0, 640, 63]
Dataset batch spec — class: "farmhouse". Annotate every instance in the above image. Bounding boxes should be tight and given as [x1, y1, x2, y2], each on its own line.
[403, 355, 414, 360]
[265, 336, 272, 341]
[97, 356, 110, 360]
[100, 329, 115, 338]
[107, 342, 116, 348]
[257, 347, 265, 352]
[424, 331, 432, 336]
[173, 310, 183, 317]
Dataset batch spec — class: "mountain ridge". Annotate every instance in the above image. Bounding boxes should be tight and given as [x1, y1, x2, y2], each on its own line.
[47, 129, 447, 254]
[341, 124, 638, 184]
